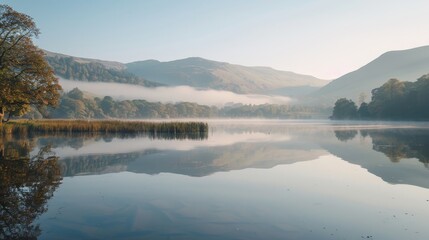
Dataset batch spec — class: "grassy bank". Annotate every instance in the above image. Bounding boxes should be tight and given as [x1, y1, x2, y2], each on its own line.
[0, 120, 208, 138]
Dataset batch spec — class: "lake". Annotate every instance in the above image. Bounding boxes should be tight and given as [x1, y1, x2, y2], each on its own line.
[1, 120, 429, 240]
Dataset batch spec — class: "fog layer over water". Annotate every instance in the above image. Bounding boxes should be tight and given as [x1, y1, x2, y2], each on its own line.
[59, 79, 292, 106]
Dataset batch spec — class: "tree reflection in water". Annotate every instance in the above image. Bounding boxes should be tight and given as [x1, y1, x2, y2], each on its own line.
[0, 137, 62, 240]
[363, 129, 429, 166]
[333, 128, 429, 167]
[0, 131, 205, 239]
[334, 130, 358, 142]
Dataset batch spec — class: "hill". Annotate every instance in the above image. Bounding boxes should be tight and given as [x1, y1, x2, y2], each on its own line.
[311, 45, 429, 105]
[125, 57, 327, 94]
[44, 51, 160, 87]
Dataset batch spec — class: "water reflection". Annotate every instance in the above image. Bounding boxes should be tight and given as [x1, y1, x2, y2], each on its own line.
[328, 128, 429, 189]
[333, 128, 429, 166]
[0, 131, 207, 239]
[2, 123, 429, 239]
[22, 126, 429, 188]
[48, 132, 323, 177]
[365, 129, 429, 166]
[334, 130, 358, 142]
[0, 137, 62, 240]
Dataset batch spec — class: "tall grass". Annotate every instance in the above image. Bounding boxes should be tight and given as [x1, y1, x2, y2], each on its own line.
[1, 120, 208, 139]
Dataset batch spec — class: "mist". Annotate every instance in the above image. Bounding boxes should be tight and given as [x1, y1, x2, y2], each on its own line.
[59, 79, 291, 106]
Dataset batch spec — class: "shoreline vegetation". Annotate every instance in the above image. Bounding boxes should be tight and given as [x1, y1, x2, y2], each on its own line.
[0, 120, 209, 139]
[331, 74, 429, 121]
[19, 88, 330, 120]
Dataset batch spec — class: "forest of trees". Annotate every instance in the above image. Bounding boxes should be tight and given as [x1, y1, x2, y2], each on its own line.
[21, 88, 328, 119]
[331, 74, 429, 120]
[46, 56, 160, 87]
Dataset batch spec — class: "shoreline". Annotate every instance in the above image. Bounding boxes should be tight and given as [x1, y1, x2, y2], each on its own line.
[0, 120, 209, 137]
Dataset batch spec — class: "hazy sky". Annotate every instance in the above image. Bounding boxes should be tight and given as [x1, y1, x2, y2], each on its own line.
[4, 0, 429, 79]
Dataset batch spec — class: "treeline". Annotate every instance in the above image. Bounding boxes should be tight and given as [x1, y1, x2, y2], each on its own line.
[22, 88, 328, 119]
[220, 104, 328, 119]
[331, 74, 429, 120]
[45, 56, 159, 87]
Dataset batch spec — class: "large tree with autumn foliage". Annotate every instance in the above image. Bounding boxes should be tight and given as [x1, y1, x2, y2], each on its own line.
[0, 5, 61, 123]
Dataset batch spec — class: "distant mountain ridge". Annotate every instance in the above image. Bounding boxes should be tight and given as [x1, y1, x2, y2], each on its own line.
[311, 45, 429, 105]
[126, 57, 327, 94]
[44, 45, 429, 107]
[44, 50, 328, 96]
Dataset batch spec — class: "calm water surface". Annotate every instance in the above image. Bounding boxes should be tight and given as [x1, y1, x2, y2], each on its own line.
[1, 120, 429, 240]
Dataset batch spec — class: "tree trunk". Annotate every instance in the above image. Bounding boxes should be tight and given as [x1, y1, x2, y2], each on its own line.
[0, 106, 4, 123]
[0, 142, 3, 157]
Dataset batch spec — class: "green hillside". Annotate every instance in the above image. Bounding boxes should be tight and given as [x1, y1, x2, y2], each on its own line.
[311, 45, 429, 105]
[126, 57, 327, 94]
[44, 51, 160, 87]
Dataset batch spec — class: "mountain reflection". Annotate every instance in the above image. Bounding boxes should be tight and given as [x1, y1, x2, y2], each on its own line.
[32, 127, 429, 184]
[327, 127, 429, 189]
[0, 137, 62, 240]
[3, 123, 429, 239]
[54, 135, 323, 177]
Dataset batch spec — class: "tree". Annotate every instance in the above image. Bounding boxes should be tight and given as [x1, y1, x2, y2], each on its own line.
[330, 98, 358, 120]
[357, 102, 370, 119]
[332, 75, 429, 121]
[407, 74, 429, 119]
[67, 88, 84, 100]
[100, 96, 116, 116]
[0, 5, 61, 123]
[368, 78, 408, 119]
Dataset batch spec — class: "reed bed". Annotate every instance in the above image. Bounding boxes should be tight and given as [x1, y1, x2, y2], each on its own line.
[1, 120, 209, 137]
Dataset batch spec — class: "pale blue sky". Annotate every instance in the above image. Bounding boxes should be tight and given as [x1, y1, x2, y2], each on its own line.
[4, 0, 429, 79]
